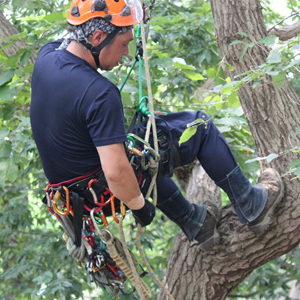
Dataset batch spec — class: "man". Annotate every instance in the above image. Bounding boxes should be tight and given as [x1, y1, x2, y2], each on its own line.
[30, 0, 284, 251]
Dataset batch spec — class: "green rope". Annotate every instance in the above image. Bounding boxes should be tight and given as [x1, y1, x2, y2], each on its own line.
[119, 60, 137, 93]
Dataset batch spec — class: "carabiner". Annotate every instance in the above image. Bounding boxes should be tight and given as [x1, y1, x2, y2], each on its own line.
[142, 2, 152, 41]
[45, 185, 56, 215]
[101, 211, 109, 227]
[53, 186, 70, 216]
[140, 146, 160, 175]
[127, 133, 151, 148]
[144, 146, 160, 161]
[88, 178, 98, 203]
[120, 202, 126, 220]
[110, 196, 119, 224]
[110, 196, 126, 224]
[90, 208, 109, 242]
[88, 179, 112, 208]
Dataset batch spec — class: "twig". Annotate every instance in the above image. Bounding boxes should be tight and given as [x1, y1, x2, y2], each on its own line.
[268, 11, 300, 33]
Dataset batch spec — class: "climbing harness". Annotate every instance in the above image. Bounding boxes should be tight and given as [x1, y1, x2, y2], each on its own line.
[45, 181, 149, 298]
[43, 1, 176, 299]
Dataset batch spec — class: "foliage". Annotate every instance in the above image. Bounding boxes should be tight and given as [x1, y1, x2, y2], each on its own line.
[179, 27, 300, 179]
[0, 0, 300, 299]
[231, 246, 300, 300]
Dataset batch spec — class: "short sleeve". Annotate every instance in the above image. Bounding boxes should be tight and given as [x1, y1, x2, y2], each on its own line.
[86, 83, 127, 147]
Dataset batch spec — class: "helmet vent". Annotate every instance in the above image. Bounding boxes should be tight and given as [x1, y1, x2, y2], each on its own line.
[104, 14, 112, 21]
[93, 0, 108, 12]
[71, 5, 80, 17]
[120, 5, 131, 17]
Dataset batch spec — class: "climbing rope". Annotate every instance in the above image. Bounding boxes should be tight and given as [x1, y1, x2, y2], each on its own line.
[116, 2, 175, 298]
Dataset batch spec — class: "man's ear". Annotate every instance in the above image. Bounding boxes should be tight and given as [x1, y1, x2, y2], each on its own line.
[90, 30, 108, 47]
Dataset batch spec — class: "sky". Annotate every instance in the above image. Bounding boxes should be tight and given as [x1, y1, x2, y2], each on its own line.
[270, 0, 291, 15]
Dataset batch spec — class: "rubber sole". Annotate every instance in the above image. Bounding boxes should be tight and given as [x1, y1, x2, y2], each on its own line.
[198, 203, 221, 251]
[199, 224, 220, 251]
[248, 171, 284, 234]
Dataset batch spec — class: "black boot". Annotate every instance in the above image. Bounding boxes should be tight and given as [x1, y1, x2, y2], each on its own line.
[216, 165, 284, 233]
[194, 201, 220, 250]
[247, 168, 284, 233]
[157, 190, 220, 250]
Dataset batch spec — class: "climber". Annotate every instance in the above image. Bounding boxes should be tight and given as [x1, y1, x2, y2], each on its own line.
[30, 0, 284, 251]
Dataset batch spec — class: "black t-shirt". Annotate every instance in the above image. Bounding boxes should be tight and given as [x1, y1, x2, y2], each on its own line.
[30, 40, 127, 183]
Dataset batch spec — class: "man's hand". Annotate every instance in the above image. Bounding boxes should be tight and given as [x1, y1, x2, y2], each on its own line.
[132, 199, 156, 227]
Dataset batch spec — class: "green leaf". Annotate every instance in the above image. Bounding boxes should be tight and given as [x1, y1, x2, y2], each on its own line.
[207, 66, 217, 78]
[220, 85, 235, 95]
[293, 167, 300, 176]
[258, 35, 277, 46]
[173, 57, 195, 70]
[230, 40, 245, 46]
[290, 159, 300, 168]
[0, 32, 27, 42]
[225, 62, 235, 71]
[267, 49, 282, 64]
[266, 153, 279, 163]
[119, 83, 139, 93]
[0, 85, 12, 101]
[178, 127, 197, 146]
[20, 50, 32, 65]
[272, 72, 286, 88]
[290, 43, 300, 51]
[0, 69, 15, 86]
[154, 16, 172, 24]
[252, 79, 261, 89]
[182, 70, 204, 81]
[217, 117, 242, 127]
[227, 92, 240, 108]
[43, 11, 67, 22]
[6, 158, 19, 182]
[152, 57, 173, 68]
[0, 128, 9, 140]
[152, 25, 163, 31]
[266, 70, 279, 76]
[238, 31, 249, 37]
[245, 153, 278, 164]
[240, 45, 249, 61]
[102, 71, 118, 84]
[217, 125, 232, 133]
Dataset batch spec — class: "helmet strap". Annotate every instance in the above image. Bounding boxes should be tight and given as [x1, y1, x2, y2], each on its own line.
[81, 27, 121, 69]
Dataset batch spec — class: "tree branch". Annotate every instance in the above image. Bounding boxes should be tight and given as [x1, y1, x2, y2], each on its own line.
[268, 12, 300, 41]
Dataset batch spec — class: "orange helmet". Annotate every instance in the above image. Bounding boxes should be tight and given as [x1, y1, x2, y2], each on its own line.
[67, 0, 143, 26]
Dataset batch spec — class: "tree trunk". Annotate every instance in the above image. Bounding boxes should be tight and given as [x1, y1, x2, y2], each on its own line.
[0, 10, 36, 63]
[159, 1, 300, 299]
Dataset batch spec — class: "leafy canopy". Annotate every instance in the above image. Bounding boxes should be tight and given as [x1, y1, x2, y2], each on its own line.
[1, 0, 300, 299]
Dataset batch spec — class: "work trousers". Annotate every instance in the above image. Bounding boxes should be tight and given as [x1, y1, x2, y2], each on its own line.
[154, 110, 238, 200]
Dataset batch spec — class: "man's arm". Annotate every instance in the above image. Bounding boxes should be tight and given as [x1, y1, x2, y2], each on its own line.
[97, 143, 145, 210]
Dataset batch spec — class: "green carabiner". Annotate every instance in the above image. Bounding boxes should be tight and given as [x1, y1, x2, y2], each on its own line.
[127, 135, 135, 147]
[137, 96, 150, 116]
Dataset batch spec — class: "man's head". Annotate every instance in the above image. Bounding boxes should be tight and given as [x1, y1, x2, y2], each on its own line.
[67, 0, 143, 26]
[60, 0, 143, 70]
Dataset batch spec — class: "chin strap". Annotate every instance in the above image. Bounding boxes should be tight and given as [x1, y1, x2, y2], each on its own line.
[81, 27, 121, 69]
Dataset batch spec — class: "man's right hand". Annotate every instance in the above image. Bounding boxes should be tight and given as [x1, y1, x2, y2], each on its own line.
[132, 199, 156, 227]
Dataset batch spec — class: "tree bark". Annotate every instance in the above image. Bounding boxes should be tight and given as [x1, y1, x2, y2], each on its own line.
[268, 19, 300, 41]
[159, 1, 300, 299]
[0, 10, 36, 63]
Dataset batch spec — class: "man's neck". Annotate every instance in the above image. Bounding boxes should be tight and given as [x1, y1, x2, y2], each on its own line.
[67, 41, 97, 70]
